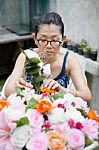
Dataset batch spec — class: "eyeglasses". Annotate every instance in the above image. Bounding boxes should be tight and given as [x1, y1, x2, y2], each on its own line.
[37, 39, 62, 48]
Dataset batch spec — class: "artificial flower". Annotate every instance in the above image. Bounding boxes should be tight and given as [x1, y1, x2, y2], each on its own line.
[82, 118, 99, 141]
[48, 107, 65, 123]
[26, 132, 49, 150]
[10, 125, 30, 149]
[0, 99, 9, 110]
[66, 128, 85, 150]
[25, 109, 44, 128]
[36, 99, 53, 113]
[47, 130, 67, 150]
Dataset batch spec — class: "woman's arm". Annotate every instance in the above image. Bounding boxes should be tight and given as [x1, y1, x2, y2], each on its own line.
[5, 52, 32, 97]
[66, 52, 92, 102]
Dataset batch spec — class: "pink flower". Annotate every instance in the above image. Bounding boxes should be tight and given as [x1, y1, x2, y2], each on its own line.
[82, 119, 99, 140]
[26, 132, 48, 150]
[66, 128, 85, 150]
[51, 122, 69, 135]
[0, 109, 16, 150]
[75, 122, 83, 130]
[26, 109, 44, 128]
[43, 120, 51, 128]
[68, 119, 75, 128]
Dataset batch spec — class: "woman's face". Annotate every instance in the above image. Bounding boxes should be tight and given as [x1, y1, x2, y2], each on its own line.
[34, 24, 65, 61]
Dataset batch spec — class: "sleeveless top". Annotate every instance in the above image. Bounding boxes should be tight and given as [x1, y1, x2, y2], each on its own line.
[25, 48, 70, 88]
[54, 51, 69, 88]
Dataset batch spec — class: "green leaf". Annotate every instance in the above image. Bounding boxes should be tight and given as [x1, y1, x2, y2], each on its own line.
[77, 108, 86, 117]
[47, 94, 54, 102]
[32, 80, 41, 93]
[85, 135, 93, 147]
[26, 97, 38, 110]
[52, 90, 64, 100]
[29, 57, 40, 63]
[16, 117, 29, 127]
[16, 88, 24, 98]
[34, 76, 46, 82]
[27, 67, 40, 75]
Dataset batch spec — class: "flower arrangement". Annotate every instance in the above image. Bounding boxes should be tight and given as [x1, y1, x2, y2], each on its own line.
[0, 88, 99, 150]
[0, 51, 99, 150]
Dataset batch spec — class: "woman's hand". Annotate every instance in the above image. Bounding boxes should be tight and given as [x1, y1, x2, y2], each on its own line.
[44, 79, 63, 91]
[15, 78, 33, 89]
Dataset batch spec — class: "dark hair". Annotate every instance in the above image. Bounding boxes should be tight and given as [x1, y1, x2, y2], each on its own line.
[35, 12, 64, 37]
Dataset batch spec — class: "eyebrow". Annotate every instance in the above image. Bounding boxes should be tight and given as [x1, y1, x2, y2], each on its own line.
[38, 34, 61, 38]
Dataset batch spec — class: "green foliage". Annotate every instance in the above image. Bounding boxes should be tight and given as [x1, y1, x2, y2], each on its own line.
[47, 90, 64, 102]
[84, 135, 93, 147]
[80, 39, 88, 49]
[22, 50, 46, 93]
[26, 97, 38, 111]
[16, 117, 29, 127]
[84, 45, 92, 52]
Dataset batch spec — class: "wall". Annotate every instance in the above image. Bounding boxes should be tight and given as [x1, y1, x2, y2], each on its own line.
[56, 0, 99, 53]
[0, 0, 29, 26]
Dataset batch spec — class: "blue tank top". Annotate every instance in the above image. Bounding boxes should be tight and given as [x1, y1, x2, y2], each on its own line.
[54, 51, 70, 88]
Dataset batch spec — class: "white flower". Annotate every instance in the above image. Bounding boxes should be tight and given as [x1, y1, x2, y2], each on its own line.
[43, 64, 51, 76]
[64, 107, 85, 123]
[8, 93, 25, 106]
[64, 93, 75, 103]
[25, 50, 40, 59]
[11, 125, 30, 149]
[48, 107, 65, 123]
[5, 105, 25, 121]
[38, 62, 44, 69]
[53, 98, 66, 107]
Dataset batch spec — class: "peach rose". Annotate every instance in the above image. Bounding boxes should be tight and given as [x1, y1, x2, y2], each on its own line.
[47, 130, 67, 150]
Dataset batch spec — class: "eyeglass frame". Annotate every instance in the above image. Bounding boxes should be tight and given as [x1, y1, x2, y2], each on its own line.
[37, 39, 62, 48]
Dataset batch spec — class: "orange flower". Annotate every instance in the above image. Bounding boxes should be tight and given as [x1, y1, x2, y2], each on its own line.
[47, 130, 67, 150]
[87, 109, 99, 122]
[40, 85, 56, 94]
[36, 99, 53, 113]
[0, 99, 9, 110]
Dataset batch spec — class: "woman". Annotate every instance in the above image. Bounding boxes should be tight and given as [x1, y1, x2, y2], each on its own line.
[5, 12, 92, 102]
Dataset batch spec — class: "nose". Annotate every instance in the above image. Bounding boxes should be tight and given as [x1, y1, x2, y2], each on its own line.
[46, 41, 52, 47]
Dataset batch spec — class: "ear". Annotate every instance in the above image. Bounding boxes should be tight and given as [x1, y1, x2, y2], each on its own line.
[62, 35, 66, 42]
[32, 33, 38, 45]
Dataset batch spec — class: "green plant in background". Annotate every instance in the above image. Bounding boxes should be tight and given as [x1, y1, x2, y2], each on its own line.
[80, 39, 88, 49]
[83, 45, 92, 52]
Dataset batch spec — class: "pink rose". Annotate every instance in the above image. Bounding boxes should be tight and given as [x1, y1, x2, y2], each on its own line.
[66, 128, 85, 150]
[26, 109, 44, 128]
[26, 132, 48, 150]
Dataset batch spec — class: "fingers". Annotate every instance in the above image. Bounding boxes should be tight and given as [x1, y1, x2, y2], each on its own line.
[15, 78, 33, 89]
[45, 79, 61, 90]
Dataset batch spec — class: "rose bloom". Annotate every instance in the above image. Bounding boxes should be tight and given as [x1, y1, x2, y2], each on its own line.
[47, 130, 67, 150]
[43, 64, 51, 76]
[5, 105, 25, 122]
[48, 107, 65, 124]
[10, 125, 30, 149]
[36, 99, 53, 113]
[26, 132, 48, 150]
[25, 109, 44, 128]
[64, 108, 85, 123]
[66, 128, 85, 150]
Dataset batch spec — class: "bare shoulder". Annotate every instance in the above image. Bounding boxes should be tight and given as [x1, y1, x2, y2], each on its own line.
[67, 51, 81, 67]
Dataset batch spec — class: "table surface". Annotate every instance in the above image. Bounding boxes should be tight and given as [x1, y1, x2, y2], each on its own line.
[0, 27, 32, 44]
